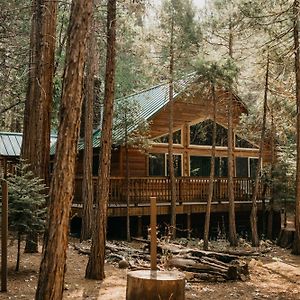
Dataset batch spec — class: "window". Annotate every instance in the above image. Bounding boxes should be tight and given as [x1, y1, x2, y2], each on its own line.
[236, 157, 248, 177]
[250, 158, 258, 178]
[166, 155, 182, 177]
[190, 156, 211, 176]
[215, 157, 228, 177]
[190, 120, 228, 146]
[153, 129, 181, 144]
[190, 156, 228, 177]
[149, 153, 182, 176]
[149, 154, 165, 176]
[235, 135, 258, 149]
[235, 157, 259, 178]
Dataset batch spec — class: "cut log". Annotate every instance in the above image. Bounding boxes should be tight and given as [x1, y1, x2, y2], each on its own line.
[126, 270, 185, 300]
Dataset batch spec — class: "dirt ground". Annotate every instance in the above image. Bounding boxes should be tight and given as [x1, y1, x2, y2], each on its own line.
[1, 238, 300, 300]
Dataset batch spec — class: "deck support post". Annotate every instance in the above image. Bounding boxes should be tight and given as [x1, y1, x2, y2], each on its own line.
[137, 215, 143, 237]
[187, 213, 191, 239]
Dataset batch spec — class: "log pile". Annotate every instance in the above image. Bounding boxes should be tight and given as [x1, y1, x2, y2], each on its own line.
[74, 239, 251, 282]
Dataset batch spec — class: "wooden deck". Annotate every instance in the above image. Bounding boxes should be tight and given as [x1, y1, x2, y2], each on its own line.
[73, 176, 268, 217]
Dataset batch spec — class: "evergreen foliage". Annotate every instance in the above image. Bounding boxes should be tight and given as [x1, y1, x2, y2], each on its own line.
[0, 160, 46, 270]
[6, 161, 46, 237]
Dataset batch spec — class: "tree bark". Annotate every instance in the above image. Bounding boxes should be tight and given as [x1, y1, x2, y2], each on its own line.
[203, 84, 217, 250]
[35, 1, 92, 299]
[227, 17, 238, 247]
[267, 111, 275, 239]
[85, 0, 117, 280]
[23, 0, 58, 253]
[125, 115, 131, 242]
[168, 13, 177, 239]
[251, 53, 269, 247]
[81, 3, 96, 242]
[15, 233, 21, 272]
[293, 0, 300, 255]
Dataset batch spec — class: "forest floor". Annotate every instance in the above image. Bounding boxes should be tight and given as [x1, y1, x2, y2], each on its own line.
[1, 237, 300, 300]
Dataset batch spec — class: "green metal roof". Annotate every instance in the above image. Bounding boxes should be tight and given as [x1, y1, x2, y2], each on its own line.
[1, 132, 57, 157]
[77, 73, 198, 151]
[51, 72, 247, 154]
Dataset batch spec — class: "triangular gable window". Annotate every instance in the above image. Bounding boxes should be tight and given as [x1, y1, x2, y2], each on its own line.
[190, 120, 227, 146]
[235, 135, 258, 149]
[153, 129, 181, 144]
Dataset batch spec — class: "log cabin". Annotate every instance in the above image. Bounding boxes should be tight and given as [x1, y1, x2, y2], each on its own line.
[70, 74, 279, 238]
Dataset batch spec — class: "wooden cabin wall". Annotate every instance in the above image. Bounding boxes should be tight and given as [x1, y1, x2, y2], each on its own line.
[119, 148, 147, 177]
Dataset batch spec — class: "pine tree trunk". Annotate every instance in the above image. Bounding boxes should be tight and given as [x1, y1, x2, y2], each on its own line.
[227, 17, 238, 247]
[203, 84, 217, 250]
[267, 112, 275, 239]
[23, 0, 58, 253]
[81, 5, 96, 242]
[292, 0, 300, 255]
[125, 116, 131, 242]
[15, 233, 21, 272]
[251, 54, 269, 247]
[35, 1, 92, 299]
[228, 91, 238, 247]
[168, 14, 177, 239]
[85, 0, 116, 280]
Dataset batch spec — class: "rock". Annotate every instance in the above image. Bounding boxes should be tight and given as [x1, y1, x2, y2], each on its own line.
[118, 259, 130, 269]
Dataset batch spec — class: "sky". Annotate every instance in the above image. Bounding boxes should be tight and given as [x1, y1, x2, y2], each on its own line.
[192, 0, 207, 8]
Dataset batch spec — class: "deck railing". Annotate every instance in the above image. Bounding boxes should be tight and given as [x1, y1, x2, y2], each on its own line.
[74, 176, 268, 206]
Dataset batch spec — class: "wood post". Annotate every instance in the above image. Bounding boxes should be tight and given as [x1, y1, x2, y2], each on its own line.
[150, 197, 157, 271]
[187, 213, 191, 239]
[1, 179, 8, 292]
[137, 216, 143, 237]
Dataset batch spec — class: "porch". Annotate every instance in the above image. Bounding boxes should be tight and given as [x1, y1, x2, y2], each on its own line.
[73, 176, 268, 217]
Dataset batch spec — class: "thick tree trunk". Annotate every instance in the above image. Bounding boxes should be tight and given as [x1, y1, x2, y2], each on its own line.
[168, 15, 177, 239]
[85, 0, 117, 280]
[23, 0, 58, 253]
[251, 54, 269, 247]
[35, 1, 92, 299]
[293, 0, 300, 255]
[203, 84, 217, 250]
[81, 5, 96, 242]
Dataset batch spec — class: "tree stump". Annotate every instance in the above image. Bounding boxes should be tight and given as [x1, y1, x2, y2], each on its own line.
[126, 270, 185, 300]
[277, 228, 295, 248]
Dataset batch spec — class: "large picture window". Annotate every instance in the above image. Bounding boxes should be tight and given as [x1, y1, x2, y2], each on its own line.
[236, 157, 259, 178]
[190, 120, 228, 146]
[149, 153, 182, 177]
[190, 156, 228, 177]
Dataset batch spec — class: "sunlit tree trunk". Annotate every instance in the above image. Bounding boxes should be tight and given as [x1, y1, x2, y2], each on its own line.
[81, 2, 96, 241]
[292, 0, 300, 255]
[267, 111, 275, 239]
[85, 0, 117, 279]
[23, 0, 58, 253]
[203, 84, 216, 250]
[227, 17, 238, 247]
[168, 13, 177, 239]
[251, 54, 269, 247]
[35, 1, 93, 298]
